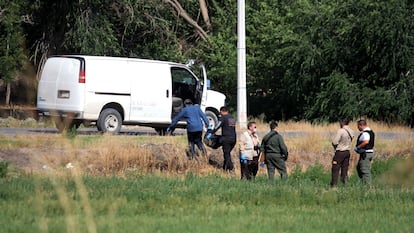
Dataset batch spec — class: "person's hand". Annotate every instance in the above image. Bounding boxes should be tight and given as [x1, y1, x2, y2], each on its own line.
[240, 154, 247, 164]
[205, 133, 212, 140]
[260, 162, 265, 168]
[354, 146, 359, 153]
[354, 146, 366, 154]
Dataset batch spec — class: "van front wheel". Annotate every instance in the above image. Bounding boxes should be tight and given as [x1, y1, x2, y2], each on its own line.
[97, 108, 122, 134]
[205, 110, 218, 129]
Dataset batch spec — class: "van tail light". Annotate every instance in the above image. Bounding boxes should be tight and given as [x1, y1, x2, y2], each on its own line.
[79, 69, 86, 83]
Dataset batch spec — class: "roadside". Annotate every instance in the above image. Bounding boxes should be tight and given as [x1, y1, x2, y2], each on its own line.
[0, 104, 38, 120]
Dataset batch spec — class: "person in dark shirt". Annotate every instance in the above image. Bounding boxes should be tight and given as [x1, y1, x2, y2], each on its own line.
[261, 121, 288, 181]
[211, 106, 237, 172]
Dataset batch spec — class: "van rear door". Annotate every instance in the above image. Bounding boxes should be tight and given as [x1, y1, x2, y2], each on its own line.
[129, 61, 171, 122]
[37, 57, 85, 114]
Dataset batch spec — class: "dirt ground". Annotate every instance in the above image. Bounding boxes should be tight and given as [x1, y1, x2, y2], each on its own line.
[0, 147, 87, 173]
[0, 144, 229, 175]
[0, 145, 338, 178]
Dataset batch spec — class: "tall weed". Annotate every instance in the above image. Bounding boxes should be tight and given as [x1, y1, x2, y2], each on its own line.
[0, 160, 8, 178]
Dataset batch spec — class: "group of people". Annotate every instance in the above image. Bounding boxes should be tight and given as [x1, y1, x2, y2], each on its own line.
[331, 118, 375, 187]
[167, 101, 375, 185]
[238, 120, 289, 181]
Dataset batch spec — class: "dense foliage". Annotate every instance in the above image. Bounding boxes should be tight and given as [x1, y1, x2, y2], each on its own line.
[0, 0, 413, 125]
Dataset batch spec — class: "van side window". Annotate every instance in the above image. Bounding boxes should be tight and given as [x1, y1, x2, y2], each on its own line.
[171, 67, 197, 104]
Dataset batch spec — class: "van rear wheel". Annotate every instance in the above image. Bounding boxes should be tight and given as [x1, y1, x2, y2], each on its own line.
[155, 128, 168, 136]
[97, 108, 122, 134]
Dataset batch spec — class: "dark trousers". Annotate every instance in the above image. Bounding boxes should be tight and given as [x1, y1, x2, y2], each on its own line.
[187, 131, 206, 158]
[266, 153, 287, 181]
[330, 150, 350, 187]
[241, 156, 259, 180]
[221, 138, 236, 171]
[357, 152, 374, 185]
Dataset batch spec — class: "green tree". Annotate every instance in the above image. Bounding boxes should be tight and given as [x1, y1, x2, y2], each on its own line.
[244, 0, 414, 124]
[0, 1, 27, 105]
[305, 72, 359, 122]
[63, 0, 121, 55]
[2, 0, 413, 126]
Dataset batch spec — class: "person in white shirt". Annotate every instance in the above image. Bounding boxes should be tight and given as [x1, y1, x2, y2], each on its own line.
[354, 119, 375, 185]
[239, 121, 261, 180]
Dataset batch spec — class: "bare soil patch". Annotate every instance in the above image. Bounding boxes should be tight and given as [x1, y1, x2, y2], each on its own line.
[0, 144, 227, 175]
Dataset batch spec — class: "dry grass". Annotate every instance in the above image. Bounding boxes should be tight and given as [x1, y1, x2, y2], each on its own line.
[0, 119, 412, 177]
[249, 119, 413, 174]
[0, 133, 224, 177]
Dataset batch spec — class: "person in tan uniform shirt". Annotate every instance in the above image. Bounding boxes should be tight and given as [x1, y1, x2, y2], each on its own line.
[330, 118, 355, 187]
[239, 121, 261, 180]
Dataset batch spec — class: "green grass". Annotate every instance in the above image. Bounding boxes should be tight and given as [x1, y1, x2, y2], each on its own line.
[1, 158, 413, 233]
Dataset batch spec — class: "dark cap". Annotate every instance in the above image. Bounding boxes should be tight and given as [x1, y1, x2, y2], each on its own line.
[184, 99, 193, 105]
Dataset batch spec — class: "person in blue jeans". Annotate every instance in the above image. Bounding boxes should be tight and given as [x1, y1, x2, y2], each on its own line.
[167, 99, 210, 159]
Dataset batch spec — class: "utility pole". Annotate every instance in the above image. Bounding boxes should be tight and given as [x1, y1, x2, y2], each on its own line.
[237, 0, 247, 128]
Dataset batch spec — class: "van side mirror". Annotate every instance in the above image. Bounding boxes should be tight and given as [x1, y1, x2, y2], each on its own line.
[185, 59, 195, 67]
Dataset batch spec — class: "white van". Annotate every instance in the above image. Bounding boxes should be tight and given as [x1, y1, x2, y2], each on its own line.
[36, 55, 225, 134]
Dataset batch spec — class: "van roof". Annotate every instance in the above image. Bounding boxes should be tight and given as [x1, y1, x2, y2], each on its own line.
[51, 55, 185, 67]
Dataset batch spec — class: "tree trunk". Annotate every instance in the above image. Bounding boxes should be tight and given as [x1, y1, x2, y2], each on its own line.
[164, 0, 209, 42]
[199, 0, 211, 31]
[5, 82, 11, 105]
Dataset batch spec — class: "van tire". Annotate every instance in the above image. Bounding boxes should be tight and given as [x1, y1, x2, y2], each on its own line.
[155, 128, 168, 136]
[97, 108, 122, 134]
[205, 110, 218, 129]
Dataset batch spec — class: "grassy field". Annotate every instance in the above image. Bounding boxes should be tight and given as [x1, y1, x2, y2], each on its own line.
[0, 119, 413, 232]
[1, 166, 413, 233]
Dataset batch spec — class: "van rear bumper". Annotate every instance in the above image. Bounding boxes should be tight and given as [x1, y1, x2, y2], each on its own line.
[37, 109, 84, 119]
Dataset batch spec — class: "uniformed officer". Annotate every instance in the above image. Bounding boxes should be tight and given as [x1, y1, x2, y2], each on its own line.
[261, 121, 289, 181]
[354, 119, 375, 185]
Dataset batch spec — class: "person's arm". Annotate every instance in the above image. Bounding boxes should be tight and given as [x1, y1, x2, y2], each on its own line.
[279, 135, 288, 156]
[199, 108, 210, 128]
[169, 108, 185, 129]
[332, 129, 342, 149]
[211, 120, 222, 134]
[239, 132, 247, 155]
[260, 135, 266, 152]
[357, 132, 370, 149]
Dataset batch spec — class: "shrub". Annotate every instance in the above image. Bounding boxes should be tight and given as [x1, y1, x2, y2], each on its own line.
[372, 156, 403, 176]
[290, 163, 330, 184]
[0, 160, 9, 178]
